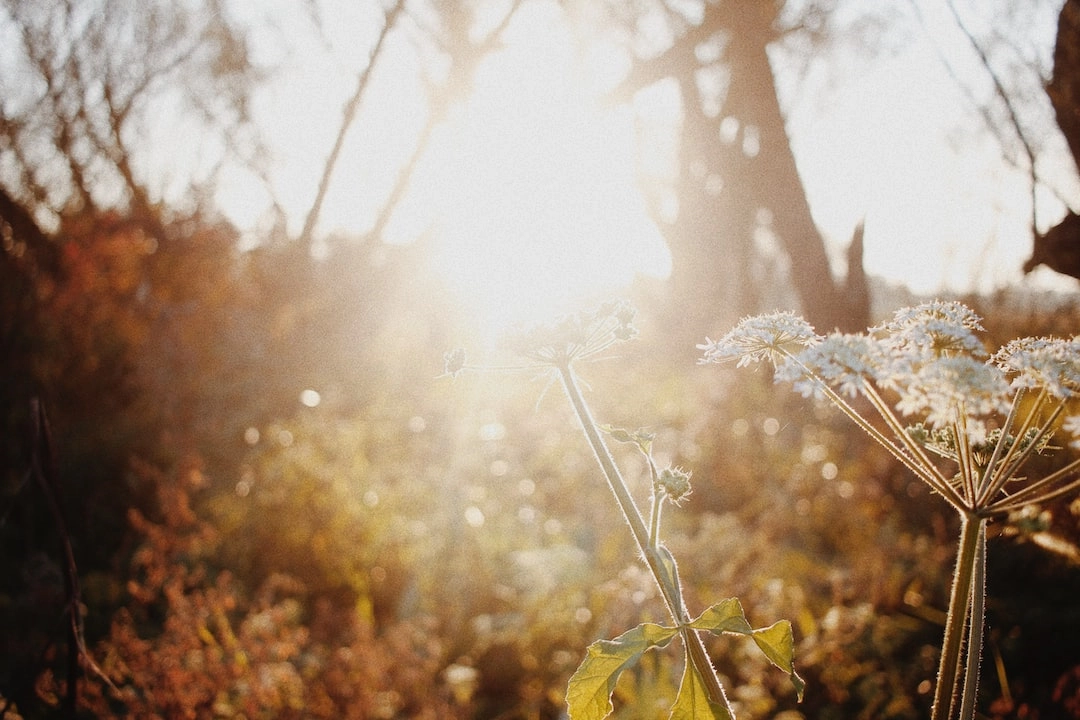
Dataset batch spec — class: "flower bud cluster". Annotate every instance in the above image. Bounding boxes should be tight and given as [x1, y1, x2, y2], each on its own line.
[656, 466, 692, 505]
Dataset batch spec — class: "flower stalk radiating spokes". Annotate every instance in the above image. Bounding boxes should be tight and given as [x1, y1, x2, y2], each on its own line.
[701, 300, 1080, 720]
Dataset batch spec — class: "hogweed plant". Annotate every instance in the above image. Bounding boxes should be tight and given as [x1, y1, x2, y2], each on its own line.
[447, 301, 803, 720]
[700, 300, 1080, 720]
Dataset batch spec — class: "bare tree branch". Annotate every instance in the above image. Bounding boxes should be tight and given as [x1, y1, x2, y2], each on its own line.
[368, 0, 526, 243]
[943, 0, 1040, 234]
[298, 0, 407, 247]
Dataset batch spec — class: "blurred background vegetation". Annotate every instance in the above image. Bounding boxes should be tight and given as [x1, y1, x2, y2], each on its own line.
[2, 0, 1080, 718]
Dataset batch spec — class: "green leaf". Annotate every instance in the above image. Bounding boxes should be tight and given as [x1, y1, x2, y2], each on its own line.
[688, 601, 805, 702]
[566, 623, 679, 720]
[669, 649, 734, 720]
[597, 424, 654, 454]
[688, 598, 754, 636]
[752, 620, 805, 701]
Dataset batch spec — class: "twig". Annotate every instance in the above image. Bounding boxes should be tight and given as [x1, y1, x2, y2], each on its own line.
[298, 0, 407, 246]
[28, 399, 79, 718]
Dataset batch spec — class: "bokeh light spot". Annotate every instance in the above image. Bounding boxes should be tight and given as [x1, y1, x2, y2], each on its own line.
[465, 506, 485, 527]
[731, 418, 750, 438]
[479, 422, 507, 442]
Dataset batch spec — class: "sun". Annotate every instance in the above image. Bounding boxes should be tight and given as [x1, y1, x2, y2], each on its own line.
[407, 3, 670, 335]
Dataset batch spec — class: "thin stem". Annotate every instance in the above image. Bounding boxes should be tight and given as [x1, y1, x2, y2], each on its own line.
[860, 382, 965, 507]
[791, 358, 965, 509]
[953, 412, 977, 507]
[557, 363, 649, 549]
[800, 371, 928, 482]
[974, 389, 1025, 506]
[958, 523, 987, 720]
[648, 461, 663, 550]
[932, 513, 983, 720]
[555, 362, 735, 716]
[987, 457, 1080, 515]
[986, 393, 1064, 499]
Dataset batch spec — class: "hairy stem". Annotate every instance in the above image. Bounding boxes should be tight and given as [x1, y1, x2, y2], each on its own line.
[557, 362, 649, 548]
[975, 388, 1025, 506]
[932, 514, 985, 720]
[556, 362, 734, 716]
[958, 525, 987, 720]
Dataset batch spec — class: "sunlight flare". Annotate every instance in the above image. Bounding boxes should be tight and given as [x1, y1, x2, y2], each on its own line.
[404, 4, 669, 334]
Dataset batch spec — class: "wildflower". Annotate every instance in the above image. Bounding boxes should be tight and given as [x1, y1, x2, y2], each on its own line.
[503, 300, 637, 366]
[706, 299, 1080, 720]
[698, 311, 820, 369]
[892, 355, 1010, 429]
[991, 336, 1080, 398]
[874, 300, 987, 357]
[656, 466, 692, 505]
[777, 333, 878, 399]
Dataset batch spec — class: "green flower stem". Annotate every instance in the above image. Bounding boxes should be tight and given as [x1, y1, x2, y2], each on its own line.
[557, 362, 650, 549]
[992, 396, 1066, 493]
[975, 389, 1025, 505]
[649, 488, 663, 550]
[932, 513, 987, 720]
[958, 526, 987, 720]
[953, 414, 977, 504]
[556, 361, 734, 717]
[785, 353, 963, 509]
[858, 381, 963, 507]
[988, 457, 1080, 514]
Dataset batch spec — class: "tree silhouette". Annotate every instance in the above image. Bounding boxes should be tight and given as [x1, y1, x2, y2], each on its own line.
[1029, 0, 1080, 280]
[602, 1, 872, 345]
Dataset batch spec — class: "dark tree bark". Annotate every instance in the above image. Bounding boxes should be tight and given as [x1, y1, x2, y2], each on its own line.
[1048, 0, 1080, 165]
[1027, 0, 1080, 279]
[617, 1, 868, 348]
[724, 4, 862, 333]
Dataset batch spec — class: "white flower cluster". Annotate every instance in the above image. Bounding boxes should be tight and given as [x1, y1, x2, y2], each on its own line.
[702, 301, 1074, 432]
[702, 301, 1080, 513]
[992, 336, 1080, 399]
[698, 311, 819, 368]
[504, 300, 637, 366]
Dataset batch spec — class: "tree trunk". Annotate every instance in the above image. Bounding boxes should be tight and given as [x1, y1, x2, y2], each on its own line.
[622, 2, 868, 350]
[724, 4, 861, 333]
[1028, 0, 1080, 280]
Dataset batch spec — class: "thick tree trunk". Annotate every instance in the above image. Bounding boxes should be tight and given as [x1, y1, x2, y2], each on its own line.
[622, 2, 869, 349]
[1048, 0, 1080, 166]
[1028, 0, 1080, 280]
[724, 4, 862, 332]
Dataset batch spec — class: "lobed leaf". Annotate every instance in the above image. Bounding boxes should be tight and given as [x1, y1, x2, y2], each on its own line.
[752, 620, 805, 700]
[566, 623, 679, 720]
[689, 601, 805, 701]
[688, 598, 753, 635]
[669, 649, 734, 720]
[597, 423, 655, 454]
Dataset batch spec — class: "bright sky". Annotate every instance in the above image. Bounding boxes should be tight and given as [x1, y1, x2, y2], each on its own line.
[218, 0, 1079, 333]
